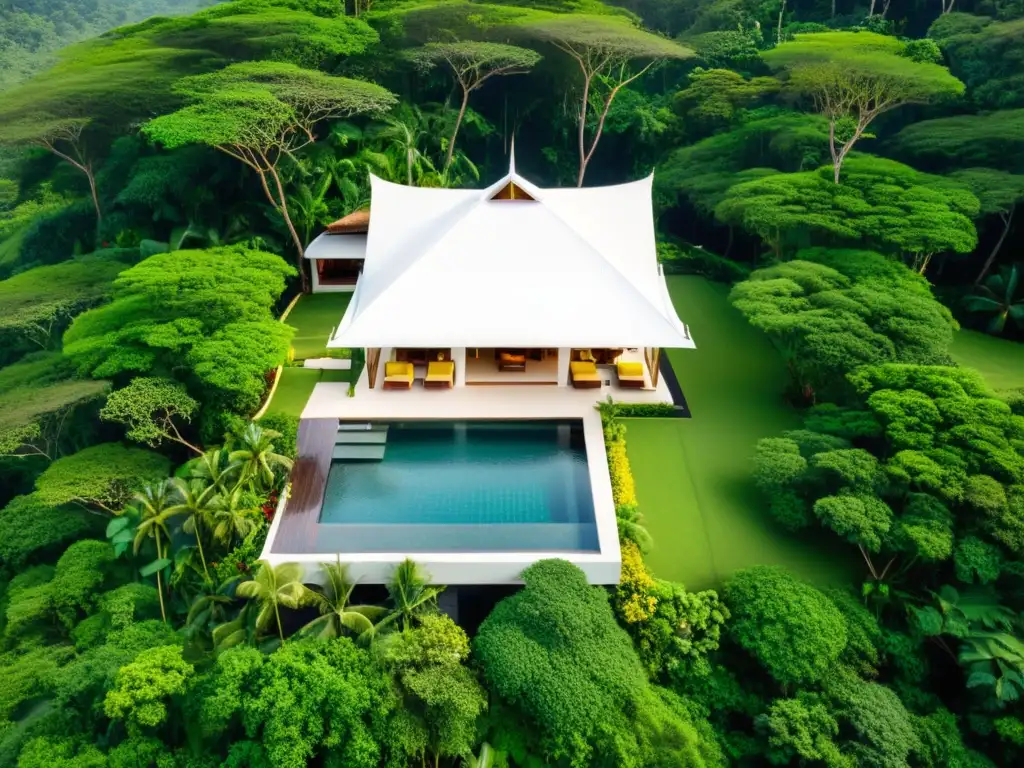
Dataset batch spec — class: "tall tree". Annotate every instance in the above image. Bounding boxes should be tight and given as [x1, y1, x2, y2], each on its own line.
[762, 32, 964, 183]
[948, 168, 1024, 285]
[299, 559, 386, 640]
[130, 481, 184, 623]
[521, 15, 693, 186]
[405, 42, 540, 175]
[143, 62, 395, 291]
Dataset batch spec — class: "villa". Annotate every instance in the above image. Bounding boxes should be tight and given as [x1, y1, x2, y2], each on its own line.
[261, 153, 695, 586]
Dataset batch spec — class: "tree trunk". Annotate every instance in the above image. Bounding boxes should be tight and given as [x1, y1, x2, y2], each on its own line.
[85, 166, 102, 225]
[194, 517, 210, 581]
[869, 0, 876, 14]
[576, 71, 593, 187]
[267, 165, 310, 293]
[275, 601, 285, 643]
[406, 147, 414, 187]
[777, 0, 786, 45]
[444, 87, 470, 175]
[156, 536, 167, 623]
[975, 206, 1015, 285]
[832, 0, 836, 18]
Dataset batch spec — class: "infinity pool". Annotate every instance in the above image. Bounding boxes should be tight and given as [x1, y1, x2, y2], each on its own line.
[318, 420, 598, 552]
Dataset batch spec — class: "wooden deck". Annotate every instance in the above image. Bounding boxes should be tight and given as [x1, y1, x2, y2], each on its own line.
[270, 417, 337, 553]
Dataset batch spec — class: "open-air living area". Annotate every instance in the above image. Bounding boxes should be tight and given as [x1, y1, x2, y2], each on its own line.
[262, 154, 694, 586]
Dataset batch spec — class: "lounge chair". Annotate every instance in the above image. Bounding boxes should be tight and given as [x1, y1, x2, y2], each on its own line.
[383, 361, 414, 390]
[498, 351, 527, 372]
[617, 361, 646, 389]
[424, 361, 455, 389]
[570, 360, 601, 389]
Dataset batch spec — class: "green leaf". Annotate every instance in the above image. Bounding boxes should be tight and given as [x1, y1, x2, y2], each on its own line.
[106, 516, 130, 537]
[140, 557, 172, 577]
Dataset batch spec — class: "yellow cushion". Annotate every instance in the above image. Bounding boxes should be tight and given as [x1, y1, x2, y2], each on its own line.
[385, 361, 411, 376]
[618, 362, 643, 377]
[570, 361, 597, 375]
[428, 361, 454, 375]
[574, 372, 601, 382]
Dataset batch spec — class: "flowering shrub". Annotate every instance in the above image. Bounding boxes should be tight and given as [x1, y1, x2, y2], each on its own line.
[616, 541, 658, 624]
[607, 437, 638, 507]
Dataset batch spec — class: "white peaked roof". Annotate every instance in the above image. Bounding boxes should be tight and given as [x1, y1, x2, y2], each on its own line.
[327, 151, 694, 349]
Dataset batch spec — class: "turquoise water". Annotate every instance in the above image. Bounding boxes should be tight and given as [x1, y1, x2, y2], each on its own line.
[319, 420, 598, 552]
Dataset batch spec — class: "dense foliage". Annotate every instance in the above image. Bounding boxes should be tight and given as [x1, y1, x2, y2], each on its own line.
[3, 0, 1024, 765]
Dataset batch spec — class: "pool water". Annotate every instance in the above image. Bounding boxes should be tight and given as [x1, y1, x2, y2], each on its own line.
[319, 420, 598, 552]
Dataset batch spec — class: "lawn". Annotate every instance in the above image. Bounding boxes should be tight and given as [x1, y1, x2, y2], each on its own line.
[285, 292, 352, 360]
[624, 276, 856, 591]
[950, 329, 1024, 392]
[262, 367, 350, 419]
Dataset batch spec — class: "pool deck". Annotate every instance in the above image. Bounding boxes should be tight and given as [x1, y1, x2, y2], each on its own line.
[262, 378, 671, 585]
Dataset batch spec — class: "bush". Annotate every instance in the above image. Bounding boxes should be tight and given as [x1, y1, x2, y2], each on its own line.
[18, 200, 96, 268]
[658, 241, 750, 282]
[255, 412, 298, 459]
[725, 566, 847, 686]
[615, 402, 678, 417]
[607, 438, 637, 507]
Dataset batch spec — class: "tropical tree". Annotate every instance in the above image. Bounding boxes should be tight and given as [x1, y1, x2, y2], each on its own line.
[405, 42, 541, 174]
[379, 558, 443, 633]
[520, 14, 694, 186]
[947, 169, 1024, 285]
[299, 559, 386, 641]
[964, 264, 1024, 335]
[143, 62, 396, 291]
[372, 107, 437, 187]
[208, 486, 259, 550]
[0, 117, 103, 223]
[228, 423, 293, 493]
[189, 446, 241, 495]
[131, 481, 185, 622]
[100, 377, 203, 455]
[762, 32, 964, 183]
[235, 560, 311, 643]
[170, 477, 217, 582]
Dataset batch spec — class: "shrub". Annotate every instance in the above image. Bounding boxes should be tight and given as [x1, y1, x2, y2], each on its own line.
[18, 200, 97, 268]
[615, 541, 658, 624]
[615, 403, 678, 417]
[657, 241, 750, 282]
[256, 412, 298, 459]
[725, 566, 847, 686]
[607, 437, 637, 507]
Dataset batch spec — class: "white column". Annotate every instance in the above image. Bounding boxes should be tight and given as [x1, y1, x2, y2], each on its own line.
[310, 260, 320, 293]
[452, 347, 467, 387]
[557, 347, 571, 387]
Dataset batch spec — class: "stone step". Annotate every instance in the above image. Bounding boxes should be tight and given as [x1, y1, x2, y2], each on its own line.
[335, 430, 388, 445]
[332, 443, 386, 461]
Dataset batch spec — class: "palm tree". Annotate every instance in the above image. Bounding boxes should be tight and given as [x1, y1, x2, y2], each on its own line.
[170, 477, 217, 581]
[963, 264, 1024, 335]
[229, 423, 294, 493]
[208, 486, 259, 550]
[298, 558, 387, 641]
[379, 558, 444, 633]
[189, 447, 242, 494]
[131, 480, 185, 623]
[235, 560, 311, 643]
[372, 108, 436, 187]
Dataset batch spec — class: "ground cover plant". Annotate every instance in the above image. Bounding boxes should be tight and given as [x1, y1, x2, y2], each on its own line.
[2, 0, 1024, 765]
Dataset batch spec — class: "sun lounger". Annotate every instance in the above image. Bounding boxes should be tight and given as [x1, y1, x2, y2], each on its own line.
[617, 361, 646, 389]
[383, 361, 414, 390]
[424, 361, 455, 389]
[570, 360, 601, 389]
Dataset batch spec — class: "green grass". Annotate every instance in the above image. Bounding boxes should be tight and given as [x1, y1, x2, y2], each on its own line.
[285, 293, 352, 360]
[264, 366, 350, 419]
[950, 329, 1024, 392]
[624, 276, 856, 591]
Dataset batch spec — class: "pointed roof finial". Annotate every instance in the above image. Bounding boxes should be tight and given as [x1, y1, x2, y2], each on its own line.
[509, 133, 516, 176]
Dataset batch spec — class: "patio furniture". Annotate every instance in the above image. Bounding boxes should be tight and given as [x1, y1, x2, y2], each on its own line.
[383, 361, 414, 390]
[570, 361, 601, 389]
[424, 361, 455, 389]
[617, 361, 646, 389]
[498, 351, 527, 372]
